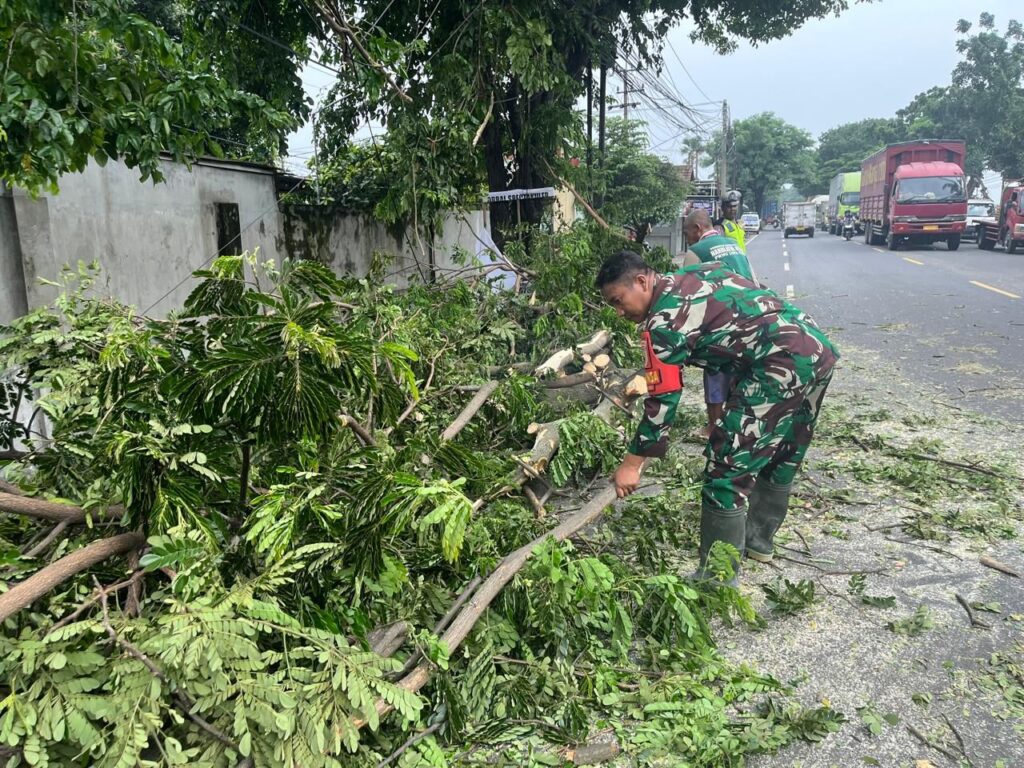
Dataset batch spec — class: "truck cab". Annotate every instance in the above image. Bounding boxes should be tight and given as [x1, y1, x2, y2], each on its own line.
[978, 185, 1024, 252]
[887, 162, 967, 249]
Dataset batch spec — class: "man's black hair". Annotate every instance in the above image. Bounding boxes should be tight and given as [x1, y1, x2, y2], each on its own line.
[595, 250, 654, 288]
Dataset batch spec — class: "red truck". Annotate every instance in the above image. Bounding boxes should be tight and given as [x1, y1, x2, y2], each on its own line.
[860, 140, 968, 251]
[977, 185, 1024, 253]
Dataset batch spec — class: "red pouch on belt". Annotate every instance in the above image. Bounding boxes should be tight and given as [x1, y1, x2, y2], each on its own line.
[641, 330, 683, 395]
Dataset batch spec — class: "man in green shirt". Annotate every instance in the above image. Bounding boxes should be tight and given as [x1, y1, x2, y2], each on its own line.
[682, 208, 755, 436]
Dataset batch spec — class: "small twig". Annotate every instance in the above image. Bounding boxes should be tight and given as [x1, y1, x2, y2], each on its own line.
[792, 528, 812, 554]
[940, 713, 970, 761]
[773, 553, 889, 576]
[906, 723, 959, 763]
[47, 572, 145, 635]
[96, 578, 239, 751]
[339, 413, 376, 447]
[954, 592, 991, 629]
[862, 520, 907, 533]
[23, 520, 70, 559]
[377, 722, 443, 768]
[884, 535, 963, 561]
[396, 354, 442, 427]
[523, 485, 546, 517]
[439, 380, 500, 440]
[390, 577, 483, 682]
[907, 452, 1018, 482]
[980, 555, 1020, 578]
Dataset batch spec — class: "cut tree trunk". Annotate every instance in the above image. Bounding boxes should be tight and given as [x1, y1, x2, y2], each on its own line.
[0, 532, 146, 623]
[576, 330, 611, 357]
[535, 349, 574, 377]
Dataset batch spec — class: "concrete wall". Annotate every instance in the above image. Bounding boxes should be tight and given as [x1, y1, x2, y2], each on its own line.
[0, 157, 507, 324]
[10, 159, 282, 317]
[0, 189, 28, 324]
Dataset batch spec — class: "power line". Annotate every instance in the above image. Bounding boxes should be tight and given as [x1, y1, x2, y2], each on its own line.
[238, 22, 343, 76]
[664, 38, 717, 105]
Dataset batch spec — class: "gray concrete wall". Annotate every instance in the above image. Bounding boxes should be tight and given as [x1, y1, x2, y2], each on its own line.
[0, 157, 499, 324]
[0, 189, 28, 324]
[13, 159, 282, 316]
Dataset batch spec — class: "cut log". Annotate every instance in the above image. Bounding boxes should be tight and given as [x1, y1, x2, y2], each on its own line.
[624, 375, 648, 399]
[592, 353, 611, 370]
[583, 362, 598, 375]
[576, 330, 612, 357]
[525, 421, 561, 475]
[0, 492, 123, 524]
[534, 349, 574, 377]
[441, 380, 500, 442]
[0, 532, 146, 623]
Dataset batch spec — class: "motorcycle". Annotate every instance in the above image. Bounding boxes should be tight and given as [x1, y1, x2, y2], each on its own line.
[842, 217, 856, 241]
[772, 219, 780, 229]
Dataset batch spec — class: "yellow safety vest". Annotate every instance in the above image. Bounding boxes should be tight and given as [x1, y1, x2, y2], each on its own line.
[722, 218, 747, 252]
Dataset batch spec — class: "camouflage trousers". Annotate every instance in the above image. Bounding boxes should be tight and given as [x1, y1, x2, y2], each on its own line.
[702, 362, 834, 510]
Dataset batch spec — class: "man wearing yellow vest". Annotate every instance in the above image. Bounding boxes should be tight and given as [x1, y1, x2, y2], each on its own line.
[715, 189, 746, 252]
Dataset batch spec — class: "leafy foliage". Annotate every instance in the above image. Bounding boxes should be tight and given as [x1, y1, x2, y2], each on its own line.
[0, 0, 293, 193]
[761, 578, 817, 617]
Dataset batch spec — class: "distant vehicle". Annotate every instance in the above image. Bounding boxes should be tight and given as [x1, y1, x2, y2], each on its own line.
[740, 213, 761, 233]
[978, 186, 1024, 252]
[963, 198, 996, 242]
[828, 172, 861, 235]
[783, 202, 816, 238]
[860, 140, 967, 251]
[809, 194, 829, 230]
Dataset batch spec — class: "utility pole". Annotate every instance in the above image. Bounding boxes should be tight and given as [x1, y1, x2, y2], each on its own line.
[622, 68, 630, 122]
[719, 100, 730, 198]
[598, 64, 607, 168]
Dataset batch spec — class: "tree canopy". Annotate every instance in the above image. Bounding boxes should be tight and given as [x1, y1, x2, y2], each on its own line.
[717, 112, 815, 215]
[587, 119, 688, 242]
[0, 0, 294, 193]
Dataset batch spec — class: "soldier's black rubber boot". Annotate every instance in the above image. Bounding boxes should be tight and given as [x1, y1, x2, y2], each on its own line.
[745, 478, 792, 563]
[692, 503, 746, 587]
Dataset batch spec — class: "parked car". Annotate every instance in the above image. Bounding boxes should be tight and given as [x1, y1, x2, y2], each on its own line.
[964, 198, 996, 242]
[740, 213, 761, 234]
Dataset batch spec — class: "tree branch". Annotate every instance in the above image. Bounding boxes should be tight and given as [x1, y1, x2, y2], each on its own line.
[339, 413, 376, 447]
[312, 1, 412, 104]
[46, 571, 145, 636]
[0, 532, 145, 623]
[441, 380, 500, 441]
[22, 519, 70, 559]
[0, 491, 123, 524]
[96, 579, 239, 752]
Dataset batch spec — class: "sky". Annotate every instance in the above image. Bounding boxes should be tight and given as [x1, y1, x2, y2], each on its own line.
[285, 0, 1020, 190]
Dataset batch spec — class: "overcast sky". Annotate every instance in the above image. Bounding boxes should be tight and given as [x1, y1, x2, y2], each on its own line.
[285, 0, 1021, 185]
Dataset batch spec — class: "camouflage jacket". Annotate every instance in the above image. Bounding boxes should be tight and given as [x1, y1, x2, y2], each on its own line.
[628, 265, 839, 458]
[686, 232, 754, 281]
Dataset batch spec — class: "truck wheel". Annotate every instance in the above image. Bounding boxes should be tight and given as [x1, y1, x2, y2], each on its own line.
[886, 232, 898, 251]
[947, 235, 960, 251]
[1009, 239, 1018, 254]
[809, 229, 815, 238]
[979, 232, 996, 250]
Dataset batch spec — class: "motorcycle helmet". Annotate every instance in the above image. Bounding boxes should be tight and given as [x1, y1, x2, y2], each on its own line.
[722, 190, 742, 208]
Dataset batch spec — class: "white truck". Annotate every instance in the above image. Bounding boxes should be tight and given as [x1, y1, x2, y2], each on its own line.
[783, 201, 816, 238]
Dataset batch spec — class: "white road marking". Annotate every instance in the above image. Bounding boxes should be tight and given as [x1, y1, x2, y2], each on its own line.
[785, 284, 795, 298]
[872, 248, 886, 254]
[784, 262, 790, 271]
[903, 257, 925, 266]
[970, 280, 1020, 299]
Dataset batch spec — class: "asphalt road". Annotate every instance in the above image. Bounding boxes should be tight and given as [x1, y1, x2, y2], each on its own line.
[746, 227, 1024, 423]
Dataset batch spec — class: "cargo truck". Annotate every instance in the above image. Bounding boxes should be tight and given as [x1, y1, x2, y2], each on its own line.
[977, 185, 1024, 252]
[827, 172, 861, 234]
[783, 201, 816, 238]
[860, 140, 967, 251]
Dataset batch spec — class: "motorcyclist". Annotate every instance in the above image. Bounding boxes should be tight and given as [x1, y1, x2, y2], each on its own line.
[713, 190, 746, 252]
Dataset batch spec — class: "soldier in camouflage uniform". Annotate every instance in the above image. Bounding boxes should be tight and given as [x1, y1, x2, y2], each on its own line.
[597, 251, 838, 582]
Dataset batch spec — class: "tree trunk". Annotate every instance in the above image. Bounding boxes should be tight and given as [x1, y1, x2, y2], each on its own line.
[0, 532, 146, 623]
